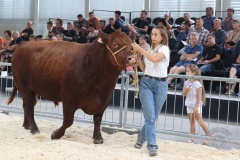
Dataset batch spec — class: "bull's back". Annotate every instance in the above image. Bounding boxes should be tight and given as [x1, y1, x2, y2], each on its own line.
[12, 41, 88, 101]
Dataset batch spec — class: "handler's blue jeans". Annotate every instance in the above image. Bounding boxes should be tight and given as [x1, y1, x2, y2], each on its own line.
[137, 76, 168, 150]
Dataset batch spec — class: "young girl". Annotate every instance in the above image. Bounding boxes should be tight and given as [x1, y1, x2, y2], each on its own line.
[132, 26, 169, 157]
[182, 64, 209, 144]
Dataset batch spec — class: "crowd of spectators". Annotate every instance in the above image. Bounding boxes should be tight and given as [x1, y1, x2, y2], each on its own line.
[0, 7, 240, 94]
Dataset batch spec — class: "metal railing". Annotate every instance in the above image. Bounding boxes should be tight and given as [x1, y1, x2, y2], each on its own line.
[0, 62, 240, 149]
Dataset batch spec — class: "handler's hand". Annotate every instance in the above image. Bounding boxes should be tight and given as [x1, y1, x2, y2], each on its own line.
[131, 42, 140, 52]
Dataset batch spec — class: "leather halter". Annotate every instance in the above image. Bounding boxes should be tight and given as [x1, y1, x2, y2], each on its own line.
[105, 45, 132, 68]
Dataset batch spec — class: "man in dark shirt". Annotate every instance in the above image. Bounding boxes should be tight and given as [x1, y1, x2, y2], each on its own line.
[197, 34, 221, 74]
[99, 20, 108, 34]
[20, 21, 33, 41]
[77, 14, 88, 36]
[105, 18, 127, 34]
[133, 10, 149, 35]
[211, 19, 226, 47]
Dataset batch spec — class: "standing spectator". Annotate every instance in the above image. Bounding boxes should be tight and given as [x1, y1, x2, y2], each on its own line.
[64, 22, 76, 42]
[20, 21, 33, 41]
[87, 12, 101, 30]
[182, 64, 209, 144]
[50, 18, 65, 36]
[203, 7, 217, 32]
[221, 8, 234, 33]
[210, 19, 226, 47]
[77, 14, 88, 36]
[42, 21, 53, 39]
[197, 34, 221, 75]
[133, 10, 149, 35]
[132, 26, 169, 157]
[168, 32, 203, 84]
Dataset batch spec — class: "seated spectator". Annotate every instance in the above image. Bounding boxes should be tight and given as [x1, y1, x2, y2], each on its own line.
[223, 19, 240, 57]
[183, 13, 195, 25]
[231, 40, 240, 58]
[42, 21, 53, 39]
[36, 35, 42, 41]
[197, 34, 221, 75]
[64, 22, 76, 42]
[50, 18, 65, 37]
[203, 7, 217, 32]
[178, 18, 209, 54]
[174, 20, 191, 39]
[168, 32, 203, 84]
[221, 8, 234, 33]
[52, 33, 64, 41]
[20, 21, 33, 41]
[29, 34, 36, 41]
[210, 19, 226, 47]
[73, 21, 79, 38]
[114, 10, 137, 40]
[87, 12, 101, 30]
[88, 23, 98, 38]
[158, 15, 172, 38]
[133, 10, 149, 35]
[174, 21, 191, 50]
[225, 55, 240, 95]
[99, 20, 108, 34]
[77, 14, 88, 36]
[105, 18, 127, 34]
[1, 30, 22, 65]
[0, 30, 12, 55]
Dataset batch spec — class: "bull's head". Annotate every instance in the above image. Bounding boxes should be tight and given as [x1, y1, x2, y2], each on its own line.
[98, 30, 136, 70]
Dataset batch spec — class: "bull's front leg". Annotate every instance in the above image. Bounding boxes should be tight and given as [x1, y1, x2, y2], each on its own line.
[93, 112, 104, 144]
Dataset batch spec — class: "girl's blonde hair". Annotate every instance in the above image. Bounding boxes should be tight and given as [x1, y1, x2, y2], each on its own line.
[186, 64, 206, 105]
[151, 25, 168, 50]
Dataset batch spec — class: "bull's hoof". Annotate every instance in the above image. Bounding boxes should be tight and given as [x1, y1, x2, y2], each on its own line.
[30, 130, 40, 135]
[93, 139, 104, 144]
[51, 131, 61, 140]
[22, 125, 30, 130]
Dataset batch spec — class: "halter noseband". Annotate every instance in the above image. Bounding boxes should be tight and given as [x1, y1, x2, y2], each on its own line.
[105, 45, 133, 68]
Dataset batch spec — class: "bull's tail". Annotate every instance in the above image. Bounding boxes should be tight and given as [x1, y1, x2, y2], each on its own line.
[7, 86, 17, 105]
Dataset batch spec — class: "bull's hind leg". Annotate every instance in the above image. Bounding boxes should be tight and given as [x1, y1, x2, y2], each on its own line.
[51, 101, 76, 139]
[93, 111, 104, 144]
[22, 102, 30, 130]
[21, 90, 39, 134]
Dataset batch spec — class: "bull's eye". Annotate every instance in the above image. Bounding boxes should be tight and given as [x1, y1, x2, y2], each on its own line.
[112, 43, 118, 48]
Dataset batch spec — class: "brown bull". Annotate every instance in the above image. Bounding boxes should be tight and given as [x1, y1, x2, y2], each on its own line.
[8, 31, 135, 144]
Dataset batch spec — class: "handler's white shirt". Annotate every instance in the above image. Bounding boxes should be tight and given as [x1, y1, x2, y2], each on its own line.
[144, 45, 170, 78]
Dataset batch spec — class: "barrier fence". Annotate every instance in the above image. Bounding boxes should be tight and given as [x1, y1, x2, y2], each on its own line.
[0, 62, 240, 149]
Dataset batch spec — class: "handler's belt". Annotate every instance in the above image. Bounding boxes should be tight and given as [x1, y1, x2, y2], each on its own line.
[144, 75, 167, 81]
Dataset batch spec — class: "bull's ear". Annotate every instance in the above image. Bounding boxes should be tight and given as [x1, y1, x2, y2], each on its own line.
[98, 30, 108, 44]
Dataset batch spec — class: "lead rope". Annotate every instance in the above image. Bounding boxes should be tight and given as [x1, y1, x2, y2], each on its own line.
[132, 46, 139, 99]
